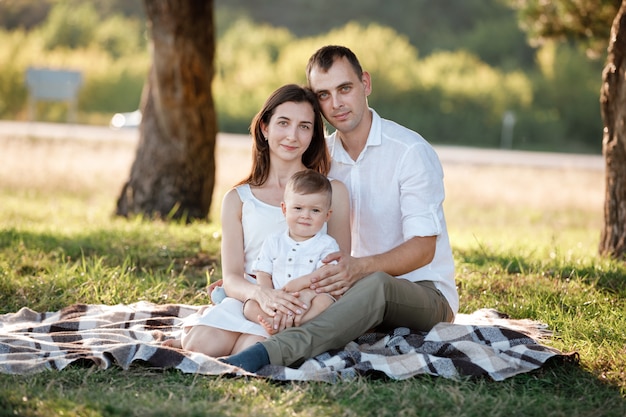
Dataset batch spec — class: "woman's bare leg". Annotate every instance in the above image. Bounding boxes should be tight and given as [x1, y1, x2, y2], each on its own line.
[162, 306, 210, 349]
[231, 334, 266, 354]
[163, 338, 182, 348]
[181, 325, 241, 357]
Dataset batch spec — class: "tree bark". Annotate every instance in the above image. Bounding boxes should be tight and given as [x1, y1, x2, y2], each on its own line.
[116, 0, 216, 221]
[599, 0, 626, 258]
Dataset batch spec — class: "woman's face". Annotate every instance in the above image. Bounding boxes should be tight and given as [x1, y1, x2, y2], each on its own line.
[262, 101, 315, 163]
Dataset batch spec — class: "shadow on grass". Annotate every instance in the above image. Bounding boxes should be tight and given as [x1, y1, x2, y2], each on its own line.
[0, 360, 623, 416]
[454, 246, 626, 295]
[0, 227, 218, 284]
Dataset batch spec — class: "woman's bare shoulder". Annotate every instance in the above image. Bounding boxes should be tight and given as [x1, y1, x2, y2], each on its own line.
[330, 178, 347, 192]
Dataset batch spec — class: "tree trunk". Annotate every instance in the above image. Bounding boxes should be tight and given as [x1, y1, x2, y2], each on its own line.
[116, 0, 216, 221]
[599, 0, 626, 258]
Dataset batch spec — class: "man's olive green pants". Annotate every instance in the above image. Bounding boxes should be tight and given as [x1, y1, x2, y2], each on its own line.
[260, 272, 454, 367]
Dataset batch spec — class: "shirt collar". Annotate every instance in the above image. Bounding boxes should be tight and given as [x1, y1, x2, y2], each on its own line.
[328, 108, 381, 163]
[284, 229, 324, 246]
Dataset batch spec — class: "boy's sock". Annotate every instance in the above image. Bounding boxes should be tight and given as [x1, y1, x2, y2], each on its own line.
[219, 342, 270, 373]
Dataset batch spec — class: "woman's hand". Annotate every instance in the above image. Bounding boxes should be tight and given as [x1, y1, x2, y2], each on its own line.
[268, 310, 297, 332]
[253, 285, 307, 318]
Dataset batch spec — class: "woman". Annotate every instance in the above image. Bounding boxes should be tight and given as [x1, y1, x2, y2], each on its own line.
[166, 84, 350, 357]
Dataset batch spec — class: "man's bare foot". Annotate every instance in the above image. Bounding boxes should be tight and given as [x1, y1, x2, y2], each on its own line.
[258, 315, 278, 335]
[163, 338, 182, 349]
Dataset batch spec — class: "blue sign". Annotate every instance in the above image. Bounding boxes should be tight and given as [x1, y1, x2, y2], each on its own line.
[26, 68, 82, 101]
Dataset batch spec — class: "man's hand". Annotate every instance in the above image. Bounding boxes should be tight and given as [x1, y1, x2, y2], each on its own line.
[309, 251, 366, 297]
[310, 237, 437, 296]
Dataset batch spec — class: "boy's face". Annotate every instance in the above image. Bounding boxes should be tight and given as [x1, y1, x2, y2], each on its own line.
[281, 190, 331, 241]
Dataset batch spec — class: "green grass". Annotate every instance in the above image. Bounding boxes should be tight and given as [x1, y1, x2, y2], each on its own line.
[1, 182, 625, 416]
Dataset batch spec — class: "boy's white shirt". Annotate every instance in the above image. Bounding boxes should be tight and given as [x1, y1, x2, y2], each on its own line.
[253, 229, 340, 290]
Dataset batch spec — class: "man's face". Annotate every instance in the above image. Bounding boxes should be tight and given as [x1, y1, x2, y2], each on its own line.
[308, 57, 371, 137]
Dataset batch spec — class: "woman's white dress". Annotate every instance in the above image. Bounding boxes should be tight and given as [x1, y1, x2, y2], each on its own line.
[182, 184, 286, 337]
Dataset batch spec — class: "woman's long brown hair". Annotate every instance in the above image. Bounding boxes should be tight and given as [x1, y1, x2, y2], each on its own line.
[239, 84, 329, 187]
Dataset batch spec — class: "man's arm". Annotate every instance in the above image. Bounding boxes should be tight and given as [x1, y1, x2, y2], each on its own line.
[310, 235, 436, 296]
[357, 235, 436, 277]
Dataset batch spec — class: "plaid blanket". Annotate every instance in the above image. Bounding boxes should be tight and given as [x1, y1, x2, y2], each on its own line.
[0, 302, 577, 382]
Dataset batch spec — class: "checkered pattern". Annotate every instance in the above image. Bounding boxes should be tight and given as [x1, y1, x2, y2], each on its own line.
[0, 302, 577, 382]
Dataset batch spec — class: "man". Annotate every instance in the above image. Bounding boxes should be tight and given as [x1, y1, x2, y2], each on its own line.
[221, 45, 458, 372]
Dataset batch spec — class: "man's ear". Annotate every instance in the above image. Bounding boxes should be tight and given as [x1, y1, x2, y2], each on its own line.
[362, 71, 372, 97]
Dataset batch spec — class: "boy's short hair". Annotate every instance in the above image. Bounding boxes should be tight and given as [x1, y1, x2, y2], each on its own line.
[286, 169, 332, 208]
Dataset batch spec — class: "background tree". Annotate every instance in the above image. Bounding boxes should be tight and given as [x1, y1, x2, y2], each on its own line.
[116, 0, 217, 221]
[510, 0, 626, 258]
[600, 1, 626, 258]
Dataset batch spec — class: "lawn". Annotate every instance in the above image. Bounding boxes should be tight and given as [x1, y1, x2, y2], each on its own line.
[0, 131, 624, 417]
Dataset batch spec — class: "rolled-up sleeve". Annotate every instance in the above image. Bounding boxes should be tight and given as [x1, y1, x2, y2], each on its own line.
[399, 143, 445, 239]
[252, 238, 276, 275]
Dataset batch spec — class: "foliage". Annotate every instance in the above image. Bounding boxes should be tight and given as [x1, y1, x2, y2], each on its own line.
[408, 50, 533, 148]
[38, 2, 100, 50]
[92, 13, 147, 59]
[217, 0, 537, 70]
[0, 1, 148, 124]
[509, 0, 621, 58]
[0, 0, 145, 31]
[0, 0, 52, 30]
[0, 0, 606, 152]
[214, 19, 600, 151]
[0, 29, 30, 118]
[213, 17, 295, 132]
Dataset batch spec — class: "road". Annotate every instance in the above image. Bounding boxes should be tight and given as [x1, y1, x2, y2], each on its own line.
[0, 120, 604, 171]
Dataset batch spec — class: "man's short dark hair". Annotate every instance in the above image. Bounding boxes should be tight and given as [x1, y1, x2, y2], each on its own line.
[306, 45, 363, 83]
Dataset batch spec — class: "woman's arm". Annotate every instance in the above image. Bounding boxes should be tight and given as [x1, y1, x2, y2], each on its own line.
[255, 271, 274, 289]
[242, 271, 273, 323]
[220, 189, 257, 300]
[327, 179, 351, 253]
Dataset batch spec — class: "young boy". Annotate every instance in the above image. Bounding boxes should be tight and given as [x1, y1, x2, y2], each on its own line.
[243, 169, 339, 335]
